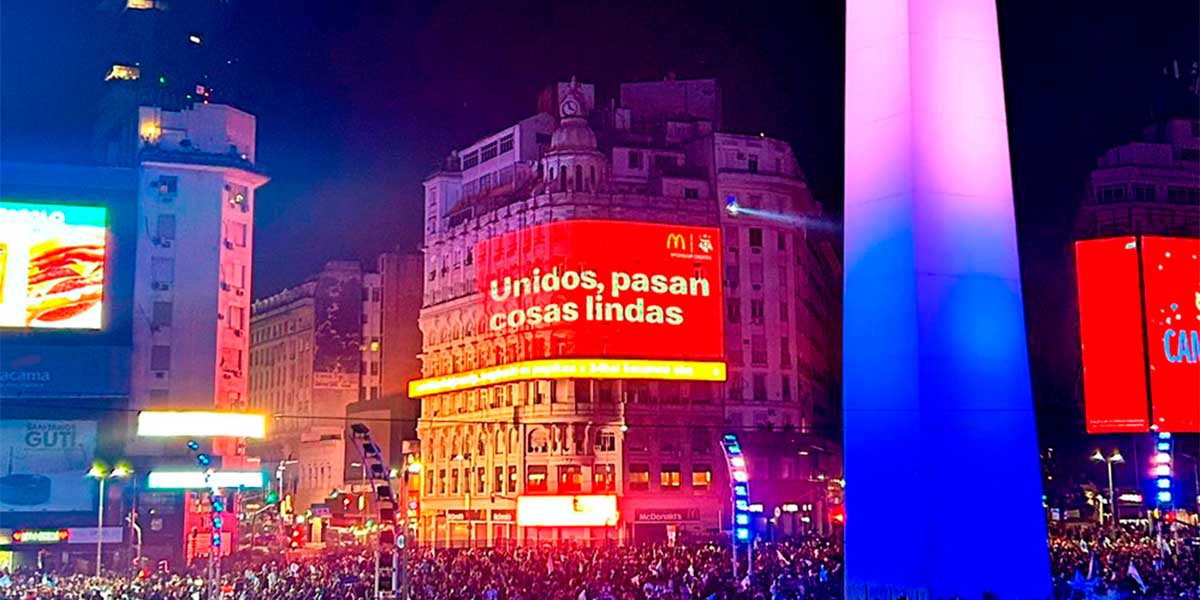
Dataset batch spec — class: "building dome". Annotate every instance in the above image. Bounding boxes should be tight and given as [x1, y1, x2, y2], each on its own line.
[549, 116, 597, 152]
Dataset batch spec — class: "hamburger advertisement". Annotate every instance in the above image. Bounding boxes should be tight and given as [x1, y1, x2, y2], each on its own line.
[0, 200, 107, 330]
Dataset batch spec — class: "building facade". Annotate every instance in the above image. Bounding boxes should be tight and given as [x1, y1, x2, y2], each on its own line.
[250, 253, 424, 510]
[415, 78, 842, 547]
[1075, 118, 1200, 239]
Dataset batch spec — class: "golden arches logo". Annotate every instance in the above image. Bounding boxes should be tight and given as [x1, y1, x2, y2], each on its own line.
[666, 233, 689, 251]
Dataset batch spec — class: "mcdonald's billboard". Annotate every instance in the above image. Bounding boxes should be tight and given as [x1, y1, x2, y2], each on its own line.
[473, 219, 724, 364]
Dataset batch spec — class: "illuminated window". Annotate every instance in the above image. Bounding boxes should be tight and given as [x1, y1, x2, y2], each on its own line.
[105, 64, 141, 81]
[691, 464, 712, 490]
[629, 464, 650, 491]
[593, 464, 616, 493]
[508, 465, 517, 493]
[661, 464, 681, 490]
[526, 465, 548, 492]
[476, 467, 486, 494]
[558, 465, 583, 493]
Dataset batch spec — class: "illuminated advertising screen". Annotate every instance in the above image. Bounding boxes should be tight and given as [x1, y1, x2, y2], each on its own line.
[410, 220, 726, 396]
[1075, 237, 1149, 433]
[0, 201, 107, 330]
[516, 495, 619, 527]
[1142, 236, 1199, 432]
[0, 420, 97, 512]
[478, 220, 723, 360]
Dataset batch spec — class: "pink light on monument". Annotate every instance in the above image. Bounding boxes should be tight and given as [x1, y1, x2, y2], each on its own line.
[844, 0, 1051, 597]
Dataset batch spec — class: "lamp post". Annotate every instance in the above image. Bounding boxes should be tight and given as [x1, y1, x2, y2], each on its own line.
[1091, 449, 1124, 529]
[398, 460, 422, 600]
[87, 463, 131, 577]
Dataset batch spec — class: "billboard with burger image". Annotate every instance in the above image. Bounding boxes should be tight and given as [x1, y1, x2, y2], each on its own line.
[0, 201, 107, 330]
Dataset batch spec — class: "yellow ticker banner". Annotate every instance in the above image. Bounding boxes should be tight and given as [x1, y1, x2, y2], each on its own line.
[408, 358, 726, 397]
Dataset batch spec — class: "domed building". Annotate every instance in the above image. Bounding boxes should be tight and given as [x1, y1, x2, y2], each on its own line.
[540, 79, 608, 194]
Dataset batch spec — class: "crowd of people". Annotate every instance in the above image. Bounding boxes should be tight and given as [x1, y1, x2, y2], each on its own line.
[1049, 528, 1199, 599]
[0, 531, 1195, 600]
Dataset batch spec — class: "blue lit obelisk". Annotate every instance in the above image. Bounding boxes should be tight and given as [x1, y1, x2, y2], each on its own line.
[843, 0, 1051, 597]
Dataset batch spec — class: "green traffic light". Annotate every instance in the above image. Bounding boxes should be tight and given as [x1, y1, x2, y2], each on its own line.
[266, 491, 279, 504]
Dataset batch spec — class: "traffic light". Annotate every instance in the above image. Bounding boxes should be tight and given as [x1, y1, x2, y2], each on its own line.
[265, 491, 279, 504]
[289, 525, 306, 549]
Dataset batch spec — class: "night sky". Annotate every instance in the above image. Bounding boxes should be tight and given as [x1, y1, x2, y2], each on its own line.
[2, 1, 1197, 420]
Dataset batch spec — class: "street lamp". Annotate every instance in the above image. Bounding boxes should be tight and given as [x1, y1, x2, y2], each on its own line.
[87, 462, 132, 577]
[1091, 449, 1124, 529]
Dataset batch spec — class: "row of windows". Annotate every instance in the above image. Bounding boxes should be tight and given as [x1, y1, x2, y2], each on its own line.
[423, 463, 712, 496]
[1096, 183, 1200, 205]
[461, 134, 516, 170]
[727, 371, 805, 404]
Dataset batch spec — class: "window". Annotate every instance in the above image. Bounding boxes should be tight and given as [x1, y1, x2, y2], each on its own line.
[1166, 186, 1199, 204]
[558, 465, 583, 493]
[220, 347, 242, 373]
[226, 221, 247, 247]
[684, 187, 699, 199]
[629, 464, 650, 491]
[462, 151, 479, 169]
[1096, 185, 1126, 204]
[151, 258, 174, 286]
[777, 232, 787, 251]
[753, 373, 767, 401]
[1132, 184, 1156, 202]
[498, 134, 514, 154]
[691, 465, 712, 490]
[371, 288, 382, 302]
[750, 300, 764, 324]
[661, 464, 681, 490]
[597, 380, 615, 403]
[728, 372, 744, 402]
[480, 142, 499, 162]
[593, 464, 616, 492]
[227, 185, 249, 213]
[150, 345, 171, 371]
[727, 301, 741, 323]
[749, 228, 763, 247]
[370, 362, 379, 376]
[691, 429, 712, 454]
[628, 150, 643, 169]
[780, 301, 789, 323]
[748, 154, 759, 173]
[527, 428, 549, 453]
[535, 132, 551, 145]
[494, 466, 505, 493]
[596, 430, 617, 452]
[508, 465, 517, 493]
[782, 375, 793, 402]
[152, 301, 172, 327]
[725, 265, 740, 289]
[1181, 148, 1200, 162]
[780, 337, 792, 367]
[526, 465, 548, 492]
[156, 215, 176, 241]
[227, 305, 245, 330]
[750, 263, 764, 287]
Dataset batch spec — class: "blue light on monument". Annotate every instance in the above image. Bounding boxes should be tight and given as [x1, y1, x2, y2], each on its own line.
[844, 0, 1051, 597]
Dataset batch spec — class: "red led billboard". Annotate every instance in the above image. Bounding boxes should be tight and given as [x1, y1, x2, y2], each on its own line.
[475, 220, 723, 362]
[1142, 236, 1200, 433]
[1075, 237, 1149, 433]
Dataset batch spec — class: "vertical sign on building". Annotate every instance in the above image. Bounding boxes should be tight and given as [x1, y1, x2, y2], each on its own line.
[1075, 237, 1150, 433]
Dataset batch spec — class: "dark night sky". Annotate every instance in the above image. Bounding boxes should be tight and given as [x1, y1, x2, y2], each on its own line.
[2, 1, 1197, 417]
